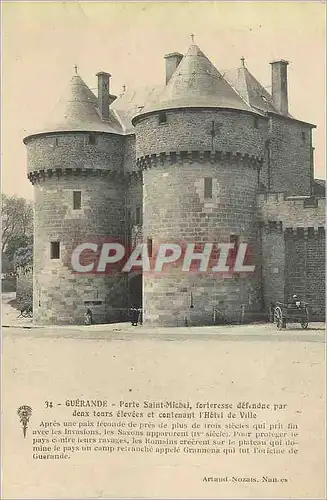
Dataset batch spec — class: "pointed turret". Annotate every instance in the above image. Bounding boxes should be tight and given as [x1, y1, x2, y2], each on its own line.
[23, 68, 127, 327]
[24, 70, 123, 142]
[137, 44, 254, 116]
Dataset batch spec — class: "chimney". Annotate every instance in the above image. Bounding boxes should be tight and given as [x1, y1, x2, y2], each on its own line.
[164, 52, 183, 84]
[96, 71, 117, 120]
[270, 60, 289, 115]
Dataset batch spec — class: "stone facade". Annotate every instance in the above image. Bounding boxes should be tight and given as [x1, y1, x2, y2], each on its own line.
[257, 193, 325, 320]
[139, 151, 261, 325]
[268, 116, 312, 195]
[28, 135, 127, 325]
[23, 42, 325, 325]
[134, 109, 267, 159]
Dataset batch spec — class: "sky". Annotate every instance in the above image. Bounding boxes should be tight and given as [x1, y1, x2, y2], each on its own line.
[1, 1, 325, 200]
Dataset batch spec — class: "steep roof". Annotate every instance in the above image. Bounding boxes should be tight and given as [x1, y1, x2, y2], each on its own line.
[111, 86, 164, 134]
[133, 44, 257, 118]
[24, 73, 123, 141]
[24, 44, 308, 140]
[222, 61, 293, 118]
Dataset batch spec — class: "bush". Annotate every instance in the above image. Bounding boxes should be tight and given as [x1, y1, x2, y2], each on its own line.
[16, 271, 33, 310]
[14, 245, 33, 273]
[16, 291, 33, 311]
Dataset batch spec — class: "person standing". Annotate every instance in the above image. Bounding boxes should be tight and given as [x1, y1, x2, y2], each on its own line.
[131, 305, 139, 326]
[84, 307, 93, 325]
[292, 294, 301, 308]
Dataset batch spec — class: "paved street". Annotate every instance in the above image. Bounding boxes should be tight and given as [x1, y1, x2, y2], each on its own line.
[3, 322, 326, 343]
[2, 291, 325, 342]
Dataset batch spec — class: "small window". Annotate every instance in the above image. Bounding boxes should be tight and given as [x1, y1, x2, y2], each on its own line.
[301, 131, 306, 142]
[254, 117, 259, 129]
[50, 242, 60, 259]
[159, 111, 167, 124]
[204, 177, 213, 199]
[73, 191, 82, 210]
[86, 133, 97, 145]
[54, 137, 59, 147]
[135, 206, 141, 225]
[147, 237, 153, 258]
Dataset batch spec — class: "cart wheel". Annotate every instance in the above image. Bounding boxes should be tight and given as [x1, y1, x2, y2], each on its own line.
[274, 306, 284, 330]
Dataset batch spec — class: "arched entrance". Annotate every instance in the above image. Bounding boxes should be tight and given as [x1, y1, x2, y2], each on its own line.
[128, 273, 142, 309]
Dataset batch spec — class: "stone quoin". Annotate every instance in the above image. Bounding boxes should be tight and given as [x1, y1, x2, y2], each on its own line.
[23, 42, 325, 326]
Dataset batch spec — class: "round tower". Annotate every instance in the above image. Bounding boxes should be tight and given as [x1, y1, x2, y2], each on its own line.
[132, 44, 267, 326]
[23, 70, 128, 325]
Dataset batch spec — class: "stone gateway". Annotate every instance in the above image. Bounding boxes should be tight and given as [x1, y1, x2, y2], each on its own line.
[23, 42, 325, 326]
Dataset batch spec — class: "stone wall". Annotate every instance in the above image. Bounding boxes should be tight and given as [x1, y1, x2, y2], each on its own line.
[33, 173, 128, 325]
[141, 158, 261, 326]
[285, 228, 325, 320]
[260, 225, 285, 311]
[257, 192, 325, 227]
[268, 116, 312, 195]
[134, 109, 267, 160]
[25, 102, 321, 326]
[25, 133, 124, 174]
[258, 193, 325, 321]
[123, 135, 136, 174]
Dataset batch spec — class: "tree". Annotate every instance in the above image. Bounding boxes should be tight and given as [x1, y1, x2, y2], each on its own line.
[1, 195, 33, 254]
[5, 233, 33, 263]
[1, 195, 34, 276]
[14, 245, 33, 275]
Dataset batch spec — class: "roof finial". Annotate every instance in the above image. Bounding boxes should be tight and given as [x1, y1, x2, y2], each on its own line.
[190, 33, 195, 44]
[74, 64, 78, 74]
[240, 56, 245, 67]
[123, 84, 126, 92]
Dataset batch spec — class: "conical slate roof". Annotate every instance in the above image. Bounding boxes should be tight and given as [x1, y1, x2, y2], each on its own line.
[223, 64, 274, 114]
[24, 73, 123, 140]
[135, 44, 256, 116]
[223, 61, 292, 117]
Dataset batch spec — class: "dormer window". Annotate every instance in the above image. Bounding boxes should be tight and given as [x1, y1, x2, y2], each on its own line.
[254, 117, 259, 129]
[301, 131, 306, 142]
[159, 111, 167, 124]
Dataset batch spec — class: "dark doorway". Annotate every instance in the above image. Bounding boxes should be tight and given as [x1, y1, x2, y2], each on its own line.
[128, 274, 142, 309]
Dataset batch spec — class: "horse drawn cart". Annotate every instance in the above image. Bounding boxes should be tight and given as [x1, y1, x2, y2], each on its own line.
[273, 301, 309, 330]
